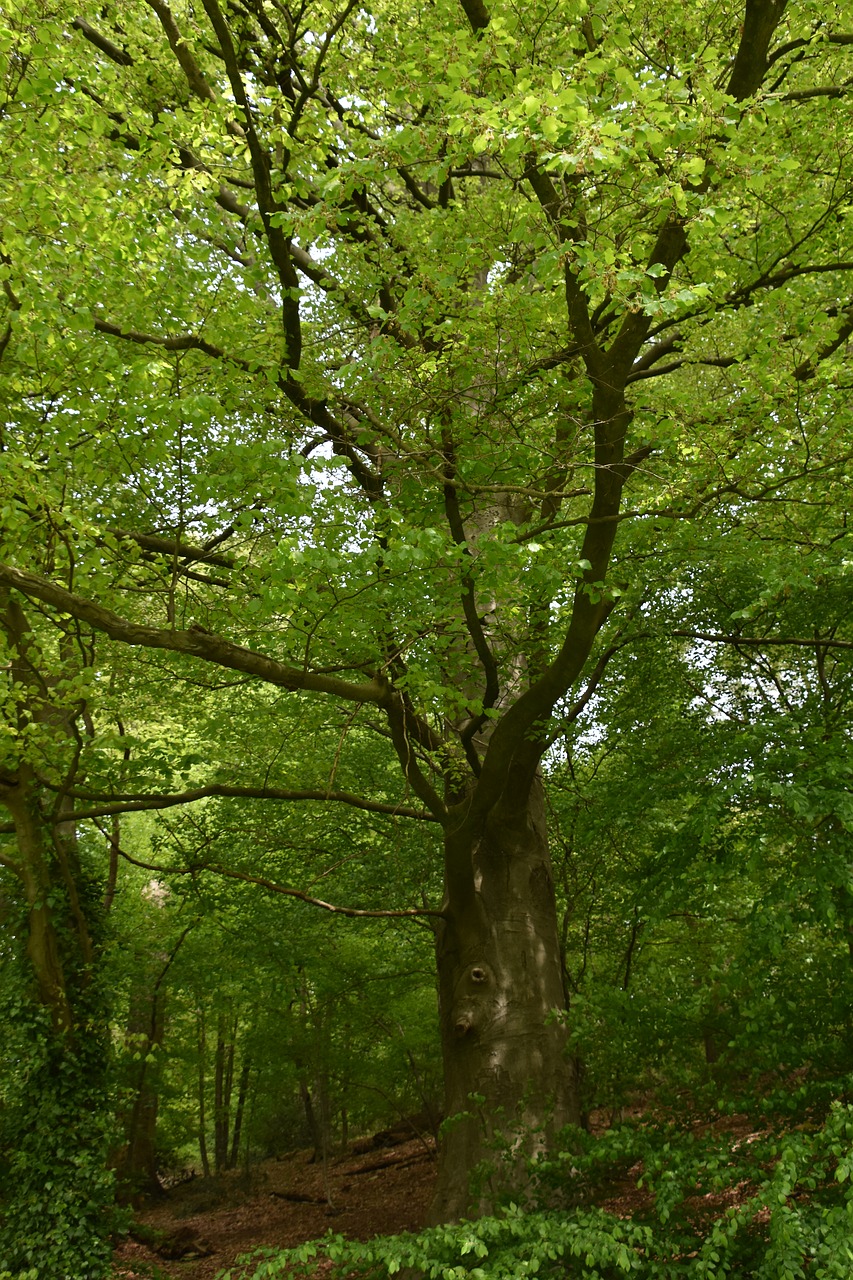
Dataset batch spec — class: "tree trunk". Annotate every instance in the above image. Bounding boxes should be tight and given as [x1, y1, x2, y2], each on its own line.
[213, 1012, 234, 1174]
[339, 1106, 349, 1157]
[197, 1009, 211, 1178]
[299, 1078, 323, 1160]
[430, 777, 580, 1221]
[119, 976, 166, 1199]
[2, 773, 75, 1035]
[228, 1059, 251, 1170]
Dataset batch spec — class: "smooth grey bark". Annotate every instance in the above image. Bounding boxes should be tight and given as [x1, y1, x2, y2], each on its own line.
[430, 777, 580, 1221]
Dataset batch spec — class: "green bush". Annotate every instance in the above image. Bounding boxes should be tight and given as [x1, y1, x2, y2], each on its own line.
[221, 1096, 853, 1280]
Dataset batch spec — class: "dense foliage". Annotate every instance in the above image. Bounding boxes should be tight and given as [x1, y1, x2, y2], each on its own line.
[229, 1104, 853, 1279]
[0, 0, 852, 1273]
[0, 954, 120, 1278]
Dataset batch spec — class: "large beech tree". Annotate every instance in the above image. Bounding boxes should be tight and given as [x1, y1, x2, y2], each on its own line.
[1, 0, 852, 1226]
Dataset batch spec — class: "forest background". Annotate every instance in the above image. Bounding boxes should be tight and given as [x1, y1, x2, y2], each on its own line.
[0, 0, 852, 1276]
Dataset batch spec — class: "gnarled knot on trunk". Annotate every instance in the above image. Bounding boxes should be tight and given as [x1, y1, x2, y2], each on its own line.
[451, 963, 494, 1038]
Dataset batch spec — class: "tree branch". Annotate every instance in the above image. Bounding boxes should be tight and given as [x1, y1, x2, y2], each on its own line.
[72, 16, 133, 66]
[64, 783, 440, 823]
[781, 80, 853, 102]
[458, 0, 491, 33]
[200, 0, 303, 368]
[793, 298, 853, 379]
[548, 631, 641, 742]
[384, 692, 448, 821]
[672, 630, 853, 650]
[94, 317, 383, 502]
[114, 845, 447, 920]
[289, 242, 415, 350]
[727, 0, 790, 102]
[0, 562, 388, 705]
[94, 318, 251, 369]
[111, 530, 235, 569]
[441, 450, 500, 760]
[145, 0, 218, 105]
[522, 162, 601, 376]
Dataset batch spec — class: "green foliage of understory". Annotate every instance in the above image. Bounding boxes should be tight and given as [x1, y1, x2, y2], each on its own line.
[223, 1095, 853, 1280]
[0, 994, 123, 1280]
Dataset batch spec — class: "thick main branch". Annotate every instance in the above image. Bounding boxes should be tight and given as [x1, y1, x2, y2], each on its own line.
[0, 563, 385, 705]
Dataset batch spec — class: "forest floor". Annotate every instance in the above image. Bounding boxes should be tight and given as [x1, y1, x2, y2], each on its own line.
[111, 1108, 767, 1280]
[112, 1132, 439, 1280]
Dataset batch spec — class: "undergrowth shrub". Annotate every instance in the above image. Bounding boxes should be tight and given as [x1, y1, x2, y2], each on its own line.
[221, 1091, 853, 1280]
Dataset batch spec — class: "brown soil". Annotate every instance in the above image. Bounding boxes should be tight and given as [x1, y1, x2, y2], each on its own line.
[112, 1137, 437, 1280]
[111, 1107, 777, 1280]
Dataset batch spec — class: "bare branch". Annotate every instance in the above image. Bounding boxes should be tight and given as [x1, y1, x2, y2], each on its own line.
[781, 80, 853, 102]
[768, 31, 853, 65]
[628, 355, 738, 383]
